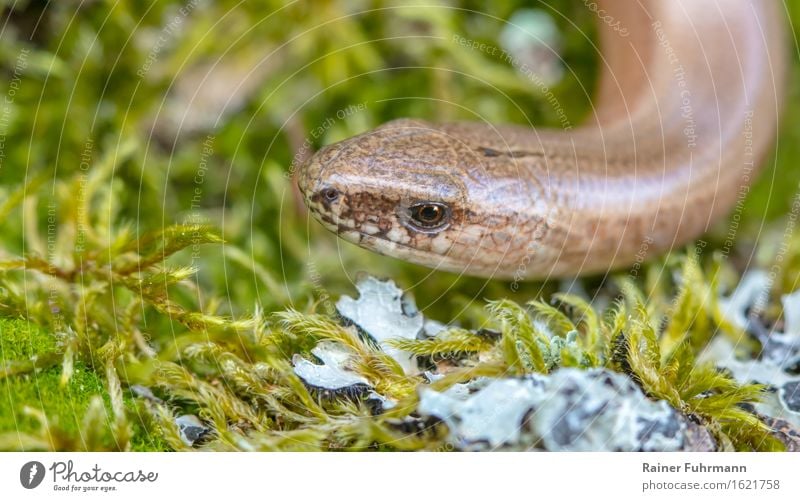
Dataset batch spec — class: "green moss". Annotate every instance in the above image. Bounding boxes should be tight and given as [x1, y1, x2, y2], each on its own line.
[0, 0, 799, 452]
[0, 317, 58, 359]
[0, 318, 164, 451]
[0, 361, 98, 449]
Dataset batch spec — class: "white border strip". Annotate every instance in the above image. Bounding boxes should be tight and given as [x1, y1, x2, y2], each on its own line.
[1, 452, 798, 500]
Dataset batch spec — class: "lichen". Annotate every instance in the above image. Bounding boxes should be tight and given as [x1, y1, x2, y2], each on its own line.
[419, 368, 688, 451]
[1, 0, 800, 452]
[293, 341, 371, 392]
[335, 276, 423, 374]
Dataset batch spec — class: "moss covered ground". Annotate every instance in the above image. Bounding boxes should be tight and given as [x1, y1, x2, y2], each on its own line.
[0, 1, 799, 451]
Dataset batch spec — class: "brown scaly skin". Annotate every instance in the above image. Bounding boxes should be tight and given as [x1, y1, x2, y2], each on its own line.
[298, 0, 788, 280]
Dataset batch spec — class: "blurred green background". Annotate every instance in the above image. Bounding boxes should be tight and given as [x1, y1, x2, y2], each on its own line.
[0, 0, 798, 450]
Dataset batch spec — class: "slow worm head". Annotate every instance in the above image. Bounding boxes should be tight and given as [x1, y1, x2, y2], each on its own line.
[298, 0, 788, 279]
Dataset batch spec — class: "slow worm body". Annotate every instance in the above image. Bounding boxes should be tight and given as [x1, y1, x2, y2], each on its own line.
[298, 0, 787, 279]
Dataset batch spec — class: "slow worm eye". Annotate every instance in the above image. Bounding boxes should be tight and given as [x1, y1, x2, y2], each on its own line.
[321, 188, 339, 202]
[408, 202, 450, 230]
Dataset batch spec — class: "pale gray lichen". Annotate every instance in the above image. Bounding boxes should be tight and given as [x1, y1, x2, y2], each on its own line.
[718, 270, 770, 331]
[175, 414, 209, 447]
[419, 378, 545, 449]
[130, 384, 163, 404]
[418, 368, 686, 451]
[423, 371, 445, 383]
[782, 381, 800, 412]
[704, 273, 800, 425]
[782, 289, 800, 337]
[336, 276, 422, 374]
[293, 341, 399, 410]
[422, 319, 447, 338]
[292, 341, 370, 391]
[704, 335, 800, 426]
[745, 289, 800, 368]
[366, 391, 397, 413]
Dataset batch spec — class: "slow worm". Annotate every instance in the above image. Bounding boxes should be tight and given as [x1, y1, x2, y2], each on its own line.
[298, 0, 787, 279]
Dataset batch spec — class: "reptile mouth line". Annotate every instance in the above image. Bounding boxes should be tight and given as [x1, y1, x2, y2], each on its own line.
[304, 196, 455, 258]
